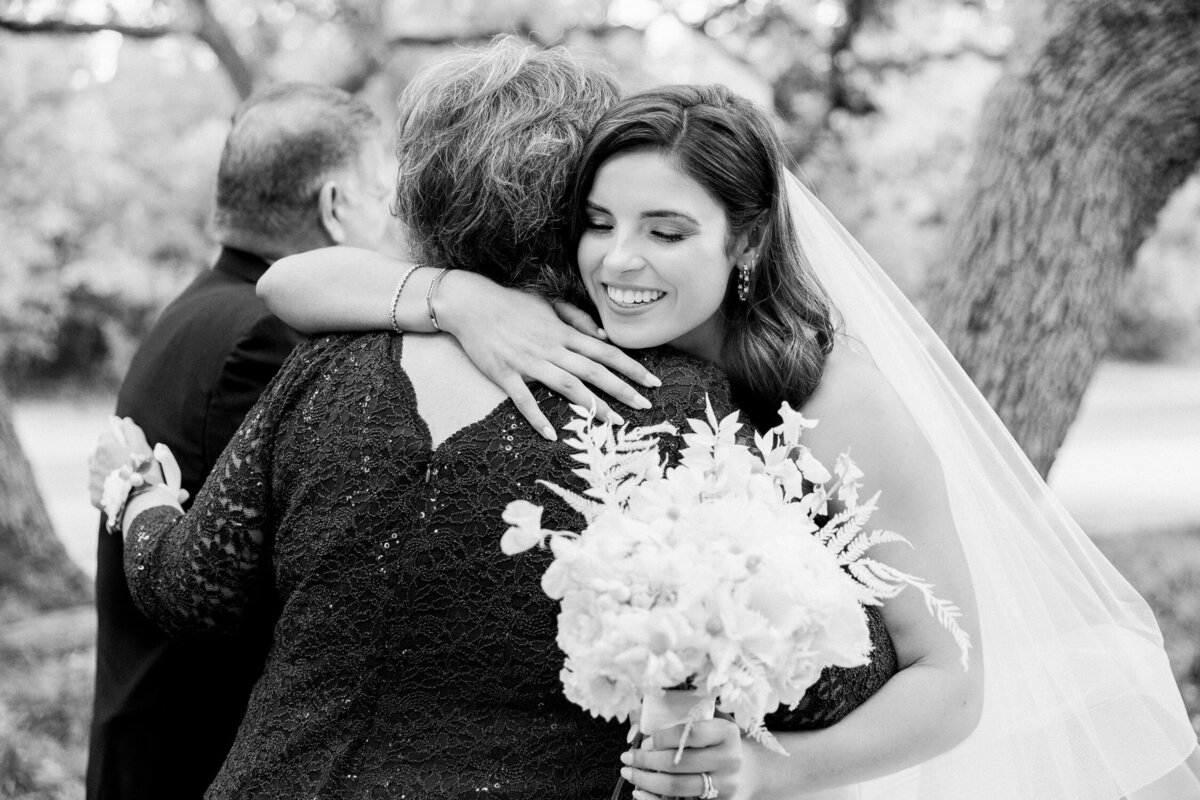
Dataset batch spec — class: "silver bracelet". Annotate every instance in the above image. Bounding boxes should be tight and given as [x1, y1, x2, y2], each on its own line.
[389, 264, 422, 334]
[425, 268, 450, 332]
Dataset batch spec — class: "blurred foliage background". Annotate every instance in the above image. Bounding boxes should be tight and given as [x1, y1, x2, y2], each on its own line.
[2, 0, 1198, 395]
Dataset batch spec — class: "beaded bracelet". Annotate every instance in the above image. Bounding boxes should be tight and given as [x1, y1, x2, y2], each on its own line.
[389, 264, 423, 335]
[425, 268, 450, 332]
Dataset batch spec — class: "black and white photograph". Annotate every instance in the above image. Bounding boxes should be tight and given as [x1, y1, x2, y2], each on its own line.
[1, 1, 1198, 798]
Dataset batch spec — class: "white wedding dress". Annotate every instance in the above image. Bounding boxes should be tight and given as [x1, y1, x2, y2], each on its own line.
[785, 175, 1200, 799]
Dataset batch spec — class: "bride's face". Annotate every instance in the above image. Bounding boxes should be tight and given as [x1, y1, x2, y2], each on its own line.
[576, 150, 735, 362]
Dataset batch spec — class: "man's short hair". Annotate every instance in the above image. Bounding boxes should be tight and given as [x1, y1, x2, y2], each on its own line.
[214, 83, 382, 240]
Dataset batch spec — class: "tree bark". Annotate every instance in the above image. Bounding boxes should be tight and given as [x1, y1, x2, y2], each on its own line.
[925, 0, 1200, 476]
[0, 384, 91, 622]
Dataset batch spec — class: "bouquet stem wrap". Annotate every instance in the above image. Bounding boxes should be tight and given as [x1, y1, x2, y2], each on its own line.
[637, 690, 716, 800]
[639, 689, 716, 739]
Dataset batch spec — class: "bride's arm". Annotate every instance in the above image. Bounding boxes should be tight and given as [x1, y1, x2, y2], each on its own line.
[258, 247, 660, 436]
[622, 350, 984, 799]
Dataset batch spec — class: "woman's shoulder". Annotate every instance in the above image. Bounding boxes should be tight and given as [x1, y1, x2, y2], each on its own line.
[636, 346, 728, 384]
[633, 347, 730, 403]
[627, 347, 732, 424]
[262, 332, 400, 407]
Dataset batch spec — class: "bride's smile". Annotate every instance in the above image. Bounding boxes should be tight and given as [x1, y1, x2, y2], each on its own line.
[577, 149, 752, 362]
[603, 283, 667, 308]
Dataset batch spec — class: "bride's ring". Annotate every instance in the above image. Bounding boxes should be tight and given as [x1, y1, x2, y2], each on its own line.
[698, 771, 719, 799]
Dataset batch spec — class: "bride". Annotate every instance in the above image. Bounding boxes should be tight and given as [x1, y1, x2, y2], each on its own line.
[259, 81, 1200, 797]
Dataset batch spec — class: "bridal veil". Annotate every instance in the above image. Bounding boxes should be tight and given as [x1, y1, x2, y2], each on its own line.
[785, 174, 1200, 798]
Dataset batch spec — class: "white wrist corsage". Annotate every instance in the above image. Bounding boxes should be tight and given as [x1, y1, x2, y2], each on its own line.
[101, 441, 189, 534]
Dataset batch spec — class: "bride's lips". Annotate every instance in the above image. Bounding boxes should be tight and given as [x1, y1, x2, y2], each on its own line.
[603, 283, 666, 312]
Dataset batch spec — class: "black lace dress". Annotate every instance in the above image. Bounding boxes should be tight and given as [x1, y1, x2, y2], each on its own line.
[125, 333, 895, 799]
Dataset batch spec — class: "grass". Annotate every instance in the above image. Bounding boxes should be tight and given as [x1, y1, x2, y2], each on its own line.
[0, 529, 1197, 799]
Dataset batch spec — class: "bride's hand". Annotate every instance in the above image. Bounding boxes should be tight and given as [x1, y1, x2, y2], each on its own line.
[620, 718, 750, 800]
[437, 270, 661, 438]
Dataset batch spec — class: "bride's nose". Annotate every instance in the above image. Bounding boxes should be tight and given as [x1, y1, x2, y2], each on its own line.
[601, 233, 648, 273]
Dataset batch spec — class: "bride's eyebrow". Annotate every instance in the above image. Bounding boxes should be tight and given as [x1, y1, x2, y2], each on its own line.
[643, 210, 699, 225]
[586, 201, 699, 226]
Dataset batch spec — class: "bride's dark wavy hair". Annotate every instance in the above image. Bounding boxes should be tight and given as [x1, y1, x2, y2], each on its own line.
[561, 84, 837, 411]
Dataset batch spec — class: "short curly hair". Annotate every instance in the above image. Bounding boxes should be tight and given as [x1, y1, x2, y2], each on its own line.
[392, 37, 619, 286]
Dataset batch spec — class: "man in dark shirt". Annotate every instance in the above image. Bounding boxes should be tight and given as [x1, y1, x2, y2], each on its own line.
[86, 82, 393, 800]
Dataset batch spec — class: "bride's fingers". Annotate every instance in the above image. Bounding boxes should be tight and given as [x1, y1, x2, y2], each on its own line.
[494, 373, 557, 441]
[551, 349, 650, 415]
[643, 719, 738, 751]
[624, 748, 734, 777]
[489, 359, 622, 437]
[525, 362, 623, 426]
[622, 743, 737, 775]
[552, 299, 605, 339]
[620, 766, 712, 800]
[566, 331, 662, 389]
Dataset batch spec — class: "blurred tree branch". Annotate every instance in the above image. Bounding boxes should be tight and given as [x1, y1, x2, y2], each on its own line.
[0, 0, 1003, 122]
[0, 16, 180, 38]
[187, 0, 255, 98]
[0, 0, 256, 97]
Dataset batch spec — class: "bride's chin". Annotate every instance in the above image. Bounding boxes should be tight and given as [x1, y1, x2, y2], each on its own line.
[604, 329, 668, 351]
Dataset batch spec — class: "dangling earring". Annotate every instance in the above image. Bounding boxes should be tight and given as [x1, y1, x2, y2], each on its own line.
[737, 258, 754, 302]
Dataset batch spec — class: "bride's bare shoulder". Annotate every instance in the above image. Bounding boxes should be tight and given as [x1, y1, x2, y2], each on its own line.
[801, 340, 934, 471]
[804, 341, 888, 416]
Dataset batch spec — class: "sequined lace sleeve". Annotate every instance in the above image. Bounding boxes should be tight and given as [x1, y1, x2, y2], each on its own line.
[124, 404, 280, 639]
[764, 604, 897, 730]
[122, 338, 342, 639]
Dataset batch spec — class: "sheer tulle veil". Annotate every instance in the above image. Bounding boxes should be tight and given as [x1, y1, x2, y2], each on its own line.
[784, 174, 1200, 798]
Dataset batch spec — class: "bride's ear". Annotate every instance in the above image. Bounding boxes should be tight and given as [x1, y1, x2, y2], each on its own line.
[732, 213, 769, 265]
[317, 180, 347, 244]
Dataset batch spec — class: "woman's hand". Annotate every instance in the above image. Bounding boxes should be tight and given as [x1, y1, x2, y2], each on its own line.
[438, 270, 661, 438]
[620, 719, 752, 800]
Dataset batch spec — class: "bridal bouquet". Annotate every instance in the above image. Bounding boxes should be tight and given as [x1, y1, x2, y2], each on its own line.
[501, 398, 970, 755]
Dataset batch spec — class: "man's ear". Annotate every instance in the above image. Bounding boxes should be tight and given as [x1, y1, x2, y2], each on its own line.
[317, 180, 346, 244]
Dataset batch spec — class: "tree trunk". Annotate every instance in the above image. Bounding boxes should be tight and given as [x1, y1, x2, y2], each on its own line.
[0, 384, 91, 622]
[925, 0, 1200, 476]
